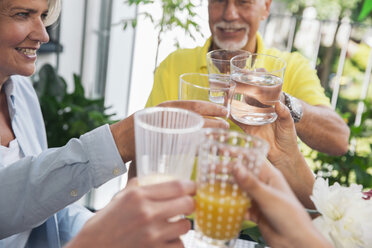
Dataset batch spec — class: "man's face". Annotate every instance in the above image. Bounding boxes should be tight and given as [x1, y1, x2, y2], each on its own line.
[208, 0, 271, 51]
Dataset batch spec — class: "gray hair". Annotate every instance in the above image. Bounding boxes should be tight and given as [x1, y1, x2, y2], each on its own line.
[44, 0, 61, 26]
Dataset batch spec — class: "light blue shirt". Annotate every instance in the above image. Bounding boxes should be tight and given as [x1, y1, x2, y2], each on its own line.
[0, 76, 127, 247]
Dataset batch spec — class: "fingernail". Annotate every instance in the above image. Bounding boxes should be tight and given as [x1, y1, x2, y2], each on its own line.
[181, 180, 196, 191]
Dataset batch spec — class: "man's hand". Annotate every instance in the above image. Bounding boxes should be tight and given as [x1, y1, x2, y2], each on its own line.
[110, 100, 229, 164]
[158, 100, 229, 129]
[231, 102, 316, 208]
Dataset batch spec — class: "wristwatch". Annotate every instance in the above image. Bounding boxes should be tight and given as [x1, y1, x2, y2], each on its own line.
[283, 92, 303, 123]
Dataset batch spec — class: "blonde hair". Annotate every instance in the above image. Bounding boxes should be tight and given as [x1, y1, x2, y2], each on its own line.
[44, 0, 61, 26]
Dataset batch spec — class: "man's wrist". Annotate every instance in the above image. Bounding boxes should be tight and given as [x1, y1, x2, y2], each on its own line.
[282, 92, 303, 123]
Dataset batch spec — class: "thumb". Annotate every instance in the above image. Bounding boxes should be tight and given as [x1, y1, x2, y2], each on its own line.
[275, 101, 292, 121]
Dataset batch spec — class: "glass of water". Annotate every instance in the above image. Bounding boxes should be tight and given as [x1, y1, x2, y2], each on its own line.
[207, 49, 249, 75]
[179, 73, 236, 118]
[230, 53, 286, 126]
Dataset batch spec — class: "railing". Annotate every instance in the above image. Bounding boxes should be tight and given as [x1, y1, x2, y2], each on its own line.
[261, 13, 372, 126]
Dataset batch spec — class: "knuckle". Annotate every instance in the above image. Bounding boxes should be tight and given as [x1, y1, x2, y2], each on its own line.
[125, 188, 148, 206]
[143, 228, 159, 244]
[183, 196, 195, 214]
[138, 205, 154, 223]
[171, 180, 186, 195]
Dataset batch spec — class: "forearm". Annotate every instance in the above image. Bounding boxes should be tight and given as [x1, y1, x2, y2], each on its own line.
[295, 103, 350, 155]
[271, 151, 315, 209]
[0, 125, 125, 238]
[110, 114, 135, 163]
[291, 224, 334, 248]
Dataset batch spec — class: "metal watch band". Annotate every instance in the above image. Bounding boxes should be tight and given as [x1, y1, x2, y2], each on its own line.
[283, 92, 303, 123]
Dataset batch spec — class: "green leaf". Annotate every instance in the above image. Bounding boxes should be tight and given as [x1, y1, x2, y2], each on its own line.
[359, 0, 372, 21]
[73, 74, 85, 97]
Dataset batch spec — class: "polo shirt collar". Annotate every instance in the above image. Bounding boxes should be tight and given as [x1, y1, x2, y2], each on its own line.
[256, 32, 267, 54]
[3, 77, 16, 117]
[198, 37, 212, 71]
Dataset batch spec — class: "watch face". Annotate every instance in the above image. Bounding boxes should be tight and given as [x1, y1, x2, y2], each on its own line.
[293, 99, 302, 114]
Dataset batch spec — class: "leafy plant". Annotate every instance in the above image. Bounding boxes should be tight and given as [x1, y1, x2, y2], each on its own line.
[32, 64, 116, 147]
[310, 98, 372, 188]
[122, 0, 203, 71]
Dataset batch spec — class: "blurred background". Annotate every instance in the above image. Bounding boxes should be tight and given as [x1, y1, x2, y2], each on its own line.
[35, 0, 372, 210]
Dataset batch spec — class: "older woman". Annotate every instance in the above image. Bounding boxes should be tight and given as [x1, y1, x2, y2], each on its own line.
[0, 0, 228, 247]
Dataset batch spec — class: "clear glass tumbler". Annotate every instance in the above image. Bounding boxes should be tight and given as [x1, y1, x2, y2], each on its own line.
[207, 49, 249, 75]
[179, 73, 236, 118]
[230, 53, 286, 126]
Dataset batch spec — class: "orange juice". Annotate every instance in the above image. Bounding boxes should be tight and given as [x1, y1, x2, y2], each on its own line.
[195, 181, 250, 240]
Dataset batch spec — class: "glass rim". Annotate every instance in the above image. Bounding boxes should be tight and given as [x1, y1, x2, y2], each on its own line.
[230, 53, 287, 75]
[202, 128, 269, 154]
[206, 49, 251, 62]
[134, 107, 204, 134]
[179, 73, 236, 91]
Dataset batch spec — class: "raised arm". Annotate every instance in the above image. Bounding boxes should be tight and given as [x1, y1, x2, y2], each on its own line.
[294, 102, 349, 156]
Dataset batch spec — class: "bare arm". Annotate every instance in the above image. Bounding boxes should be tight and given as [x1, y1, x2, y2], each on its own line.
[295, 101, 350, 156]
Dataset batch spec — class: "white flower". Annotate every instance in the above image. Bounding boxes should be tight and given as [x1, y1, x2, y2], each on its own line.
[310, 177, 372, 248]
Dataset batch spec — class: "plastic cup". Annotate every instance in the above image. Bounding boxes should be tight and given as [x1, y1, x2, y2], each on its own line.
[134, 107, 204, 185]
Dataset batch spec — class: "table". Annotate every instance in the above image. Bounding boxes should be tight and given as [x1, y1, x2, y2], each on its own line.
[182, 230, 265, 248]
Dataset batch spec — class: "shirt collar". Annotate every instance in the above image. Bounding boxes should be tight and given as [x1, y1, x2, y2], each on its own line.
[256, 32, 266, 54]
[4, 77, 16, 117]
[198, 37, 213, 71]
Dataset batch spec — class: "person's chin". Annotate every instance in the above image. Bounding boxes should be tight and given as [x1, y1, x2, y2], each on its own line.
[213, 37, 248, 50]
[18, 66, 36, 77]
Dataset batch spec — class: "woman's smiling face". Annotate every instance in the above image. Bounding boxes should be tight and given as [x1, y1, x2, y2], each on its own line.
[0, 0, 49, 83]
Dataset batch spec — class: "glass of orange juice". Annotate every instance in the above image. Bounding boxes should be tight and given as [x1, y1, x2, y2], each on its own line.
[194, 128, 268, 247]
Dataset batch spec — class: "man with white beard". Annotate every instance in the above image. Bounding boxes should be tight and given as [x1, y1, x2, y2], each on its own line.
[145, 0, 350, 156]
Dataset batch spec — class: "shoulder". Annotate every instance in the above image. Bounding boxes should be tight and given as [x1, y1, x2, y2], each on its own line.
[264, 47, 311, 66]
[160, 46, 202, 65]
[157, 45, 205, 73]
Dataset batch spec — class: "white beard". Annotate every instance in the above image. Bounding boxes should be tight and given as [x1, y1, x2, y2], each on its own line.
[212, 21, 250, 50]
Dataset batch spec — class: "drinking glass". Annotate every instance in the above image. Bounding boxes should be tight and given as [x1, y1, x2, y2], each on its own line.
[179, 73, 236, 118]
[230, 53, 286, 125]
[207, 49, 249, 75]
[134, 107, 204, 186]
[194, 129, 269, 248]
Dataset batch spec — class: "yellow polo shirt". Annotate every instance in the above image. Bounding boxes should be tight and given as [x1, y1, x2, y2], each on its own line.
[146, 33, 330, 132]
